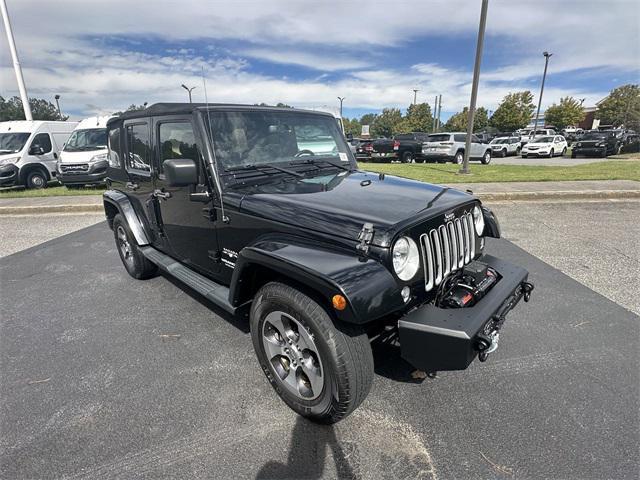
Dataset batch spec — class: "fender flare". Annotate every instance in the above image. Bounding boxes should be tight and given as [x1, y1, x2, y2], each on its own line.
[102, 190, 150, 245]
[230, 238, 404, 324]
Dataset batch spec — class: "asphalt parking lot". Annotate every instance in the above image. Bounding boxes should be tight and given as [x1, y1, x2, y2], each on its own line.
[1, 209, 638, 479]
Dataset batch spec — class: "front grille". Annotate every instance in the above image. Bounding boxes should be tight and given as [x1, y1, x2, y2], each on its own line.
[61, 163, 89, 173]
[419, 213, 476, 292]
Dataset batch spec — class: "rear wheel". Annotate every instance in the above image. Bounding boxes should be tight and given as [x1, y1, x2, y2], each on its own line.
[25, 169, 48, 189]
[402, 151, 415, 163]
[500, 148, 507, 158]
[454, 151, 464, 164]
[481, 150, 491, 164]
[600, 149, 607, 158]
[251, 282, 374, 424]
[112, 214, 157, 280]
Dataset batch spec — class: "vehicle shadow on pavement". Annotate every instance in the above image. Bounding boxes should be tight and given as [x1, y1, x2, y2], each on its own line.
[370, 329, 431, 384]
[255, 416, 357, 480]
[160, 271, 251, 333]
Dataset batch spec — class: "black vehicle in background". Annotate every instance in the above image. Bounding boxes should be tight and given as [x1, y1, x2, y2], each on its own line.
[572, 131, 621, 158]
[349, 138, 374, 161]
[102, 103, 533, 424]
[370, 132, 430, 163]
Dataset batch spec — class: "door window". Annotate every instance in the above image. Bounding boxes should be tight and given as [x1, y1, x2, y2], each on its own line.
[31, 133, 52, 154]
[471, 135, 481, 144]
[157, 122, 198, 173]
[108, 128, 121, 167]
[125, 123, 151, 173]
[453, 134, 466, 143]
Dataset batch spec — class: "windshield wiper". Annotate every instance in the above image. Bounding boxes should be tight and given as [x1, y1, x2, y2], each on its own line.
[226, 164, 303, 178]
[289, 158, 350, 171]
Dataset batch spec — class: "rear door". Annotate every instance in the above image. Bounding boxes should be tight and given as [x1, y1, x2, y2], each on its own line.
[152, 115, 220, 276]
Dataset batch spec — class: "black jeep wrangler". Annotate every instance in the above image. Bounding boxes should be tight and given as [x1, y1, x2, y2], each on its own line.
[103, 103, 533, 423]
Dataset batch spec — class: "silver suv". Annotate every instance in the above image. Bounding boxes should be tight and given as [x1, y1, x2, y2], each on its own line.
[421, 132, 492, 164]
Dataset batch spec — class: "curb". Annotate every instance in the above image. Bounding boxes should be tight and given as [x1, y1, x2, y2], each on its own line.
[0, 190, 639, 215]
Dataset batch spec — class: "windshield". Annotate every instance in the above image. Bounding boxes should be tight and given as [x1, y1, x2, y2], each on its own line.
[427, 134, 451, 142]
[491, 138, 508, 144]
[206, 110, 351, 170]
[0, 132, 30, 154]
[534, 136, 554, 143]
[63, 128, 107, 152]
[582, 133, 606, 140]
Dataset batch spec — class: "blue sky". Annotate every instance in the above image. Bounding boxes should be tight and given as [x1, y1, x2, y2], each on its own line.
[1, 0, 638, 121]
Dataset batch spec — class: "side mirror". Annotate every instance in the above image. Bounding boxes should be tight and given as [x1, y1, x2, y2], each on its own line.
[29, 145, 45, 155]
[163, 158, 198, 186]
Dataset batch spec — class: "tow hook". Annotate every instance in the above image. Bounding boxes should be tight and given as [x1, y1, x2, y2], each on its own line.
[476, 331, 500, 362]
[522, 281, 534, 302]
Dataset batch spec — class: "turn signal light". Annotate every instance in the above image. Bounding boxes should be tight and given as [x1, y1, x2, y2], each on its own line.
[332, 294, 347, 311]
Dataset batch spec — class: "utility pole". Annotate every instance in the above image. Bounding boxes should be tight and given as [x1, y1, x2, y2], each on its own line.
[181, 84, 196, 103]
[1, 0, 32, 120]
[337, 96, 345, 119]
[460, 0, 489, 175]
[437, 94, 442, 131]
[54, 94, 61, 117]
[533, 51, 552, 134]
[412, 89, 419, 105]
[433, 96, 438, 132]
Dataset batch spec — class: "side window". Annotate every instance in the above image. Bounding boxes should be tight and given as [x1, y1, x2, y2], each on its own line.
[32, 133, 52, 153]
[125, 123, 151, 173]
[158, 122, 198, 173]
[108, 128, 121, 167]
[454, 134, 466, 142]
[471, 135, 481, 144]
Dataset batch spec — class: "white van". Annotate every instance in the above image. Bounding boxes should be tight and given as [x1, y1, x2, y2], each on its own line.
[57, 116, 113, 188]
[0, 120, 78, 188]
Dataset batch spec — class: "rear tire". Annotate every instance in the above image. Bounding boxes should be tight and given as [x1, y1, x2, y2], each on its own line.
[25, 169, 48, 189]
[402, 151, 415, 163]
[112, 214, 157, 280]
[250, 282, 374, 424]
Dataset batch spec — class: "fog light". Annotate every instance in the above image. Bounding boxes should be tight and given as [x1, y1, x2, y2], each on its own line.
[401, 286, 411, 303]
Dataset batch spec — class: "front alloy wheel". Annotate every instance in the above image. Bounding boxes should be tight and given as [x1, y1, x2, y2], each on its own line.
[481, 150, 491, 164]
[454, 151, 464, 164]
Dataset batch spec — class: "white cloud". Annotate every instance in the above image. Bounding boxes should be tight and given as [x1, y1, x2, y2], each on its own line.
[1, 0, 637, 118]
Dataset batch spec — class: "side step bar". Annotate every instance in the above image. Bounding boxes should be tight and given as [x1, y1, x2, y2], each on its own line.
[140, 246, 235, 314]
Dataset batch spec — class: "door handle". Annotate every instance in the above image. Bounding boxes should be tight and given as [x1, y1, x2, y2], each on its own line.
[153, 189, 172, 200]
[126, 181, 139, 191]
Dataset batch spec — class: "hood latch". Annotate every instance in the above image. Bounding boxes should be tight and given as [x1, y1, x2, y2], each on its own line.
[356, 222, 375, 254]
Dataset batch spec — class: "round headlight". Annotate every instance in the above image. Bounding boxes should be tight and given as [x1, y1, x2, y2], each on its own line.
[392, 236, 420, 281]
[472, 205, 485, 236]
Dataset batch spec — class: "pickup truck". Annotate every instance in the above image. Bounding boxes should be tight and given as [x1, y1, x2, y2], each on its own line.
[370, 132, 430, 163]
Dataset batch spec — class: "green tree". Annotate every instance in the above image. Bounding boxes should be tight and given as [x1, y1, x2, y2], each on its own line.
[397, 103, 433, 133]
[489, 91, 535, 132]
[596, 84, 640, 131]
[544, 96, 585, 130]
[372, 108, 402, 137]
[0, 96, 69, 121]
[442, 107, 488, 132]
[342, 117, 362, 136]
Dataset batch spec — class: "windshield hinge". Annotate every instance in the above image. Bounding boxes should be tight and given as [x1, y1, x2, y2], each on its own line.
[356, 223, 375, 254]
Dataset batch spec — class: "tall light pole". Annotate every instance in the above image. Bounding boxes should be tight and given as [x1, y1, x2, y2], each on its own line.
[1, 0, 32, 120]
[533, 51, 552, 135]
[54, 94, 61, 117]
[337, 96, 345, 119]
[412, 89, 419, 105]
[432, 96, 439, 132]
[460, 0, 489, 175]
[181, 84, 196, 103]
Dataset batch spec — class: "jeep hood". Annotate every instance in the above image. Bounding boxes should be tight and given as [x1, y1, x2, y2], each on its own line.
[238, 170, 474, 247]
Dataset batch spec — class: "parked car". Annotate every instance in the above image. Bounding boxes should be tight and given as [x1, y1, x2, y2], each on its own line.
[0, 120, 77, 188]
[571, 131, 620, 158]
[489, 136, 521, 157]
[57, 116, 113, 188]
[103, 103, 533, 424]
[370, 132, 429, 163]
[421, 132, 492, 164]
[521, 135, 568, 158]
[349, 138, 374, 161]
[519, 128, 556, 146]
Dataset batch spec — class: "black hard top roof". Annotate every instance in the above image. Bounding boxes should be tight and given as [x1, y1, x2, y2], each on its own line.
[108, 102, 333, 126]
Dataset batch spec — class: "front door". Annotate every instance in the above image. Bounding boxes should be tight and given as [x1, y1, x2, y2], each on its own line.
[152, 116, 220, 276]
[26, 132, 57, 176]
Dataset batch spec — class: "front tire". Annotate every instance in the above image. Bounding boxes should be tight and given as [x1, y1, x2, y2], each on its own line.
[561, 147, 567, 156]
[548, 149, 554, 158]
[251, 282, 374, 424]
[112, 214, 157, 280]
[25, 169, 48, 189]
[481, 150, 491, 164]
[501, 148, 507, 158]
[453, 151, 464, 164]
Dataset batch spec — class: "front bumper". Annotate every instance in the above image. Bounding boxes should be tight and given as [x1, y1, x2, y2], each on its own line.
[573, 147, 605, 156]
[398, 255, 532, 372]
[0, 164, 19, 187]
[58, 161, 108, 185]
[522, 150, 548, 157]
